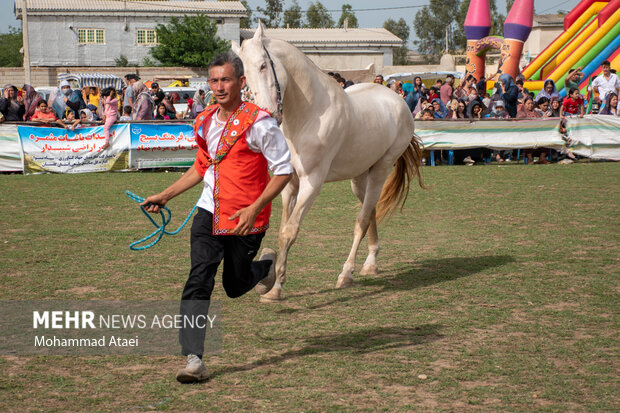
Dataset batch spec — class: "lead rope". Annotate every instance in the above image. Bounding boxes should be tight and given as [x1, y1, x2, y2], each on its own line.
[125, 190, 197, 251]
[262, 44, 283, 119]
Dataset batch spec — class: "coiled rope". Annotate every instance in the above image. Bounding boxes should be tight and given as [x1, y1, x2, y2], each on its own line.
[125, 190, 197, 250]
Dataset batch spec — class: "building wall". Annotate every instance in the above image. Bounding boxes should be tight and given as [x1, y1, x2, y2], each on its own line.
[297, 47, 393, 73]
[522, 25, 564, 60]
[26, 15, 240, 67]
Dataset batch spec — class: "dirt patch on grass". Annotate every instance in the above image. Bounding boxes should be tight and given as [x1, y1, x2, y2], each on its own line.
[54, 286, 98, 295]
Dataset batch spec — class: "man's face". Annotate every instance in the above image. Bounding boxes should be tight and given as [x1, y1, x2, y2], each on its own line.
[374, 76, 383, 84]
[208, 63, 245, 106]
[602, 64, 611, 76]
[151, 85, 159, 94]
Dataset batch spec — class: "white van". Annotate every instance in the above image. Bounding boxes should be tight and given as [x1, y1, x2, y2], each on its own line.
[160, 87, 196, 115]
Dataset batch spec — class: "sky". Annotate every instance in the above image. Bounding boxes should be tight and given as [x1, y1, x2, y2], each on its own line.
[1, 0, 582, 46]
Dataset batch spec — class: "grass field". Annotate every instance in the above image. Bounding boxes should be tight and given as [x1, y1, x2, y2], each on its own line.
[1, 162, 618, 412]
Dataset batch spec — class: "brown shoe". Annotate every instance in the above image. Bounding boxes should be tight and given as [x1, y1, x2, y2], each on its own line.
[255, 248, 276, 295]
[176, 354, 210, 383]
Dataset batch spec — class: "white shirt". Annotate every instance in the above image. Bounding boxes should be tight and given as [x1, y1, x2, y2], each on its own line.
[197, 109, 293, 213]
[592, 73, 620, 101]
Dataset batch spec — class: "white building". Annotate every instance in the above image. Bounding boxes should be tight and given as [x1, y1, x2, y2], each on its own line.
[241, 28, 403, 73]
[14, 0, 246, 66]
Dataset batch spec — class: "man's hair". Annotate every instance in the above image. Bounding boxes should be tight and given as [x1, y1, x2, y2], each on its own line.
[123, 105, 132, 115]
[208, 51, 244, 78]
[125, 74, 139, 81]
[602, 60, 611, 66]
[466, 74, 476, 82]
[568, 68, 575, 75]
[446, 74, 455, 80]
[421, 108, 434, 117]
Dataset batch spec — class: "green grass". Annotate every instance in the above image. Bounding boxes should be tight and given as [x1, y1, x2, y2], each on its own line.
[1, 163, 619, 412]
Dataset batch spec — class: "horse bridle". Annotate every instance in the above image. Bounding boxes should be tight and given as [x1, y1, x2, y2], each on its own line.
[262, 44, 283, 121]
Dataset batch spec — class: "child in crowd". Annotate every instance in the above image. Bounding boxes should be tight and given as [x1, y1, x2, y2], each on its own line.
[420, 108, 435, 120]
[561, 88, 584, 119]
[154, 103, 170, 120]
[119, 105, 132, 121]
[62, 108, 81, 131]
[100, 87, 119, 150]
[30, 100, 67, 127]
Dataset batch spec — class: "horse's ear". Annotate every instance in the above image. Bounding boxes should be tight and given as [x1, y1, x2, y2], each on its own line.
[255, 20, 265, 41]
[230, 40, 241, 55]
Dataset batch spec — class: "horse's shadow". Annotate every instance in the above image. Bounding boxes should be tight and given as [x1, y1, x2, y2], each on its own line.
[281, 254, 515, 312]
[211, 324, 442, 378]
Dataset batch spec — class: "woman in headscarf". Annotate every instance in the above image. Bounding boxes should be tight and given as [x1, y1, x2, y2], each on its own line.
[431, 98, 450, 119]
[163, 92, 179, 119]
[131, 82, 155, 121]
[599, 93, 618, 116]
[517, 96, 549, 164]
[535, 79, 560, 103]
[49, 80, 85, 119]
[412, 96, 430, 117]
[0, 84, 25, 121]
[22, 84, 41, 121]
[498, 74, 519, 118]
[466, 100, 485, 119]
[402, 82, 416, 112]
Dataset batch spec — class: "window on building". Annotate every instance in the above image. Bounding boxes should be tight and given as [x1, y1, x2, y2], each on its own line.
[137, 29, 158, 45]
[77, 28, 105, 44]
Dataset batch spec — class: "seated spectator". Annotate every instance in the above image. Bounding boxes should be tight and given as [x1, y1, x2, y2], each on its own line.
[0, 84, 25, 121]
[414, 99, 433, 119]
[412, 96, 429, 117]
[373, 74, 384, 85]
[154, 103, 171, 120]
[517, 96, 548, 164]
[599, 93, 618, 116]
[466, 100, 484, 119]
[536, 79, 560, 103]
[452, 99, 467, 119]
[535, 97, 551, 117]
[0, 112, 4, 123]
[420, 108, 434, 120]
[30, 100, 66, 127]
[22, 84, 41, 121]
[549, 97, 562, 117]
[79, 108, 95, 124]
[62, 108, 80, 131]
[561, 88, 584, 118]
[131, 82, 155, 121]
[482, 93, 492, 109]
[119, 105, 132, 121]
[431, 98, 450, 119]
[487, 100, 510, 119]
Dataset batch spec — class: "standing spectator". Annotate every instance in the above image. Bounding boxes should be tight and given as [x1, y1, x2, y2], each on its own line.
[434, 79, 443, 89]
[190, 89, 209, 118]
[564, 67, 584, 96]
[124, 74, 139, 108]
[599, 93, 618, 116]
[536, 79, 560, 103]
[84, 87, 100, 110]
[30, 100, 65, 126]
[454, 74, 476, 100]
[427, 87, 439, 102]
[151, 82, 166, 106]
[592, 60, 620, 108]
[162, 94, 178, 119]
[561, 88, 585, 118]
[373, 75, 384, 85]
[412, 77, 426, 102]
[154, 103, 170, 120]
[49, 80, 85, 119]
[119, 106, 132, 121]
[440, 74, 454, 105]
[131, 82, 155, 120]
[22, 84, 41, 120]
[100, 87, 119, 150]
[515, 78, 529, 104]
[497, 74, 519, 118]
[0, 84, 25, 121]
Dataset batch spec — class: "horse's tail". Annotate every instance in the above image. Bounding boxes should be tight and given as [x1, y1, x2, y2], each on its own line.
[376, 133, 425, 223]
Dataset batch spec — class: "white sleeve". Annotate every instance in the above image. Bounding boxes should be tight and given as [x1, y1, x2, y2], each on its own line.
[592, 77, 601, 88]
[246, 116, 294, 176]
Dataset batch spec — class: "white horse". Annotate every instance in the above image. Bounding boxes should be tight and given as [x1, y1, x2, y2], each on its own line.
[232, 24, 424, 302]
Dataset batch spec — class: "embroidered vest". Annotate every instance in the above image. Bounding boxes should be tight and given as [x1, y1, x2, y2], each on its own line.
[193, 102, 272, 235]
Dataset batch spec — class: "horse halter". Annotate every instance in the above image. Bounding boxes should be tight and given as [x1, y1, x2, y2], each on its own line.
[262, 44, 283, 121]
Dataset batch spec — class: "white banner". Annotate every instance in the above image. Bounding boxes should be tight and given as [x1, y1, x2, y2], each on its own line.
[565, 115, 620, 160]
[0, 124, 22, 172]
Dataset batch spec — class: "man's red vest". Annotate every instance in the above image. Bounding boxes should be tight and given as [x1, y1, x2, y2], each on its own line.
[193, 102, 272, 235]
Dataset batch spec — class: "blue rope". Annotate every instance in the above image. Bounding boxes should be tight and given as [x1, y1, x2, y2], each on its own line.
[125, 190, 197, 251]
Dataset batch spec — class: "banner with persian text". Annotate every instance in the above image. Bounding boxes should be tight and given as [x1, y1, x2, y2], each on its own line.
[128, 123, 197, 169]
[18, 124, 130, 174]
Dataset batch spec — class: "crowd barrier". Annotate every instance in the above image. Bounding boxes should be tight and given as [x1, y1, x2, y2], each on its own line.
[0, 116, 618, 173]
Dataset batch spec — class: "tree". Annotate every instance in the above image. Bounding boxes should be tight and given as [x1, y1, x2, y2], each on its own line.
[412, 0, 460, 61]
[256, 0, 284, 28]
[337, 4, 358, 29]
[306, 1, 334, 28]
[219, 0, 252, 29]
[0, 27, 23, 67]
[150, 15, 229, 67]
[283, 0, 304, 28]
[383, 18, 410, 65]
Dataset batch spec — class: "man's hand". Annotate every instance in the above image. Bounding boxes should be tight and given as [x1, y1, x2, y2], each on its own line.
[140, 193, 168, 214]
[229, 205, 260, 236]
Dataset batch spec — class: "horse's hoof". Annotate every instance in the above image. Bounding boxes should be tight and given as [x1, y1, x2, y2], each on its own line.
[259, 285, 282, 303]
[336, 275, 354, 288]
[360, 264, 378, 276]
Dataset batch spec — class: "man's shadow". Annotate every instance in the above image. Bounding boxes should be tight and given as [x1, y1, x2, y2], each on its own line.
[211, 323, 442, 378]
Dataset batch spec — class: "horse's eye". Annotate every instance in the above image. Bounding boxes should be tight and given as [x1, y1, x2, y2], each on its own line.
[260, 63, 267, 71]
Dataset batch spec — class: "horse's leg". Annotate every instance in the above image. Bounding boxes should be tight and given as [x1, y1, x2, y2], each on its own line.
[279, 171, 299, 230]
[350, 174, 380, 276]
[336, 166, 391, 288]
[260, 174, 324, 303]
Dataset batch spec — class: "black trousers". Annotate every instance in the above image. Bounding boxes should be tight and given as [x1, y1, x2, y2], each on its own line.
[179, 208, 272, 357]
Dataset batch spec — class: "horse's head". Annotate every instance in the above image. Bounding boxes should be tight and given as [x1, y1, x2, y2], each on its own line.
[232, 22, 287, 124]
